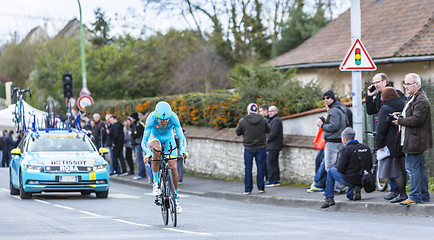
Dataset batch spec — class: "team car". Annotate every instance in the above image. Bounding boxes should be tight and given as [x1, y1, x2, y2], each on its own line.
[9, 128, 110, 199]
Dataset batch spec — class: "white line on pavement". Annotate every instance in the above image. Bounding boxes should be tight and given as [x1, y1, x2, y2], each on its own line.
[163, 228, 213, 236]
[0, 188, 8, 192]
[113, 218, 151, 227]
[34, 199, 51, 204]
[52, 204, 75, 211]
[78, 210, 103, 217]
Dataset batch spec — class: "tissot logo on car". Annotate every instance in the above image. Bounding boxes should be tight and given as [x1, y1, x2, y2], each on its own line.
[51, 160, 88, 165]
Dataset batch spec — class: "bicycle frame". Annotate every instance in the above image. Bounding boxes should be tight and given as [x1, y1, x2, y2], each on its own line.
[12, 88, 32, 133]
[152, 143, 183, 227]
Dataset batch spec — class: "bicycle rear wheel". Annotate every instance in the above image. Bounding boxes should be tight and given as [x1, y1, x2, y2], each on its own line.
[160, 174, 169, 225]
[166, 169, 177, 227]
[375, 153, 389, 192]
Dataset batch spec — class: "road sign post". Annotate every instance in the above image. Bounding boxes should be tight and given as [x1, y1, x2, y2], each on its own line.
[339, 0, 376, 142]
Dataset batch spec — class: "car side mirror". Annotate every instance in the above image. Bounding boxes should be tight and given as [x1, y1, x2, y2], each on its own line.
[99, 148, 109, 155]
[11, 148, 22, 156]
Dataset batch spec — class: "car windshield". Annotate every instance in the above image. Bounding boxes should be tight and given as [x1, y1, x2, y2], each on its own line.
[27, 134, 95, 152]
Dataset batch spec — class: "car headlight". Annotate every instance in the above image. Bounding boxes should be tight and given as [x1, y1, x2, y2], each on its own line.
[94, 163, 107, 171]
[26, 164, 44, 173]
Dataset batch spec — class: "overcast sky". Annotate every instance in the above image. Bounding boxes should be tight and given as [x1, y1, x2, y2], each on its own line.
[0, 0, 351, 46]
[0, 0, 180, 45]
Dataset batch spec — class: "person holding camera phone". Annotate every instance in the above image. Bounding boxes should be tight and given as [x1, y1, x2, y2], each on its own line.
[366, 73, 406, 201]
[375, 87, 407, 203]
[366, 73, 406, 115]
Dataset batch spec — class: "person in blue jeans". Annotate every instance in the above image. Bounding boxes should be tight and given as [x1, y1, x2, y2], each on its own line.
[322, 127, 372, 208]
[394, 73, 432, 206]
[235, 103, 270, 194]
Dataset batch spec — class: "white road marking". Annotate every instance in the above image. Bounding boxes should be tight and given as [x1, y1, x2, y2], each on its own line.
[143, 193, 189, 198]
[0, 188, 9, 192]
[163, 228, 213, 236]
[12, 196, 20, 200]
[34, 199, 51, 204]
[52, 204, 75, 211]
[78, 210, 103, 217]
[109, 193, 140, 199]
[113, 218, 151, 227]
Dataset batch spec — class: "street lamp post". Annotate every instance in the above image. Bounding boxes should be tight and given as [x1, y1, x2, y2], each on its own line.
[77, 0, 90, 95]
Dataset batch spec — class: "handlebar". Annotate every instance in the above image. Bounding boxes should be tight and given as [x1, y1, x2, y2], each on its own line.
[12, 88, 32, 99]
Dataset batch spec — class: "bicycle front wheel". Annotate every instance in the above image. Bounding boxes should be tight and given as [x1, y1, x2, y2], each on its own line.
[166, 169, 177, 227]
[160, 173, 169, 225]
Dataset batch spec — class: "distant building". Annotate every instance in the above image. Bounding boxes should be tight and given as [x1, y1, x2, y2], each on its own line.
[22, 26, 49, 45]
[55, 18, 94, 42]
[269, 0, 434, 96]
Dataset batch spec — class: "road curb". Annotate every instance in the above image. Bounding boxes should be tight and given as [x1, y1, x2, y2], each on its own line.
[110, 176, 434, 217]
[201, 191, 434, 217]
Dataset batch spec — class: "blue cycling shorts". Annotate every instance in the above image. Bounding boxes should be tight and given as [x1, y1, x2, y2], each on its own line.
[147, 133, 178, 156]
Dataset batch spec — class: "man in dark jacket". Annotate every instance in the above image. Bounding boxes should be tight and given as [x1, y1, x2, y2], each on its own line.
[366, 73, 406, 115]
[366, 73, 406, 200]
[3, 131, 16, 168]
[322, 127, 372, 208]
[394, 73, 433, 206]
[108, 115, 127, 175]
[92, 113, 104, 149]
[265, 106, 283, 187]
[130, 112, 148, 180]
[317, 90, 348, 193]
[236, 103, 270, 194]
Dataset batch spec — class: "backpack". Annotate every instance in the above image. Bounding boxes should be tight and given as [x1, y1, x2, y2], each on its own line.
[337, 103, 353, 128]
[353, 143, 375, 193]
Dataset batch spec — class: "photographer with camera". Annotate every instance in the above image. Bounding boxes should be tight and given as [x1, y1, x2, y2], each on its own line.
[392, 73, 432, 206]
[375, 87, 407, 203]
[366, 73, 406, 201]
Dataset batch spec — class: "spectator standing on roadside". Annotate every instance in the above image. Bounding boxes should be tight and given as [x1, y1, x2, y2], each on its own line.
[130, 112, 150, 181]
[264, 106, 283, 187]
[235, 103, 270, 194]
[366, 73, 406, 115]
[306, 126, 326, 193]
[366, 73, 406, 201]
[1, 130, 7, 167]
[108, 115, 127, 175]
[375, 87, 407, 203]
[317, 90, 347, 194]
[124, 117, 135, 175]
[259, 104, 270, 122]
[259, 104, 269, 182]
[4, 131, 15, 167]
[321, 127, 371, 208]
[393, 73, 432, 206]
[92, 113, 104, 149]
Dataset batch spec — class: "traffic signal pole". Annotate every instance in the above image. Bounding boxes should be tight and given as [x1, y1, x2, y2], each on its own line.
[351, 0, 363, 142]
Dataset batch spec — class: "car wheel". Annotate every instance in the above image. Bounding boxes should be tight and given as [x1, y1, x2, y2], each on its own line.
[19, 171, 32, 199]
[96, 189, 109, 199]
[9, 170, 19, 195]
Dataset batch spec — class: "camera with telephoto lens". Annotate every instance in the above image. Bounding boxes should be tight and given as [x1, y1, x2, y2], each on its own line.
[387, 113, 402, 122]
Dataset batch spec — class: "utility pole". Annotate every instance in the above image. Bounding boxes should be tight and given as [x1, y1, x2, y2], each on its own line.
[351, 0, 363, 142]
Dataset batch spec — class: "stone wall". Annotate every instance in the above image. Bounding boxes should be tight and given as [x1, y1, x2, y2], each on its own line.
[184, 126, 318, 184]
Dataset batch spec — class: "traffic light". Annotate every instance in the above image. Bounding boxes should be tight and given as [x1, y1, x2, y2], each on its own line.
[355, 48, 361, 65]
[63, 71, 73, 98]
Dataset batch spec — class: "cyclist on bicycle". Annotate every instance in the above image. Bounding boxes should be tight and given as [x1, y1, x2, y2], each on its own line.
[141, 101, 187, 213]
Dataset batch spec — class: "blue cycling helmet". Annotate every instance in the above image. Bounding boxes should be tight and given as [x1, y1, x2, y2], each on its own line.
[155, 101, 172, 120]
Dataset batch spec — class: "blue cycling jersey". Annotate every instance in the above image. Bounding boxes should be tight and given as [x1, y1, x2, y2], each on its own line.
[141, 111, 187, 157]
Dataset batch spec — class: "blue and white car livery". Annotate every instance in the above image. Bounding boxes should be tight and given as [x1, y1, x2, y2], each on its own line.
[9, 129, 110, 199]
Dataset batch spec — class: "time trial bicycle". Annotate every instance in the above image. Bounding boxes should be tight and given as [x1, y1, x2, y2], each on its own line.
[151, 143, 185, 227]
